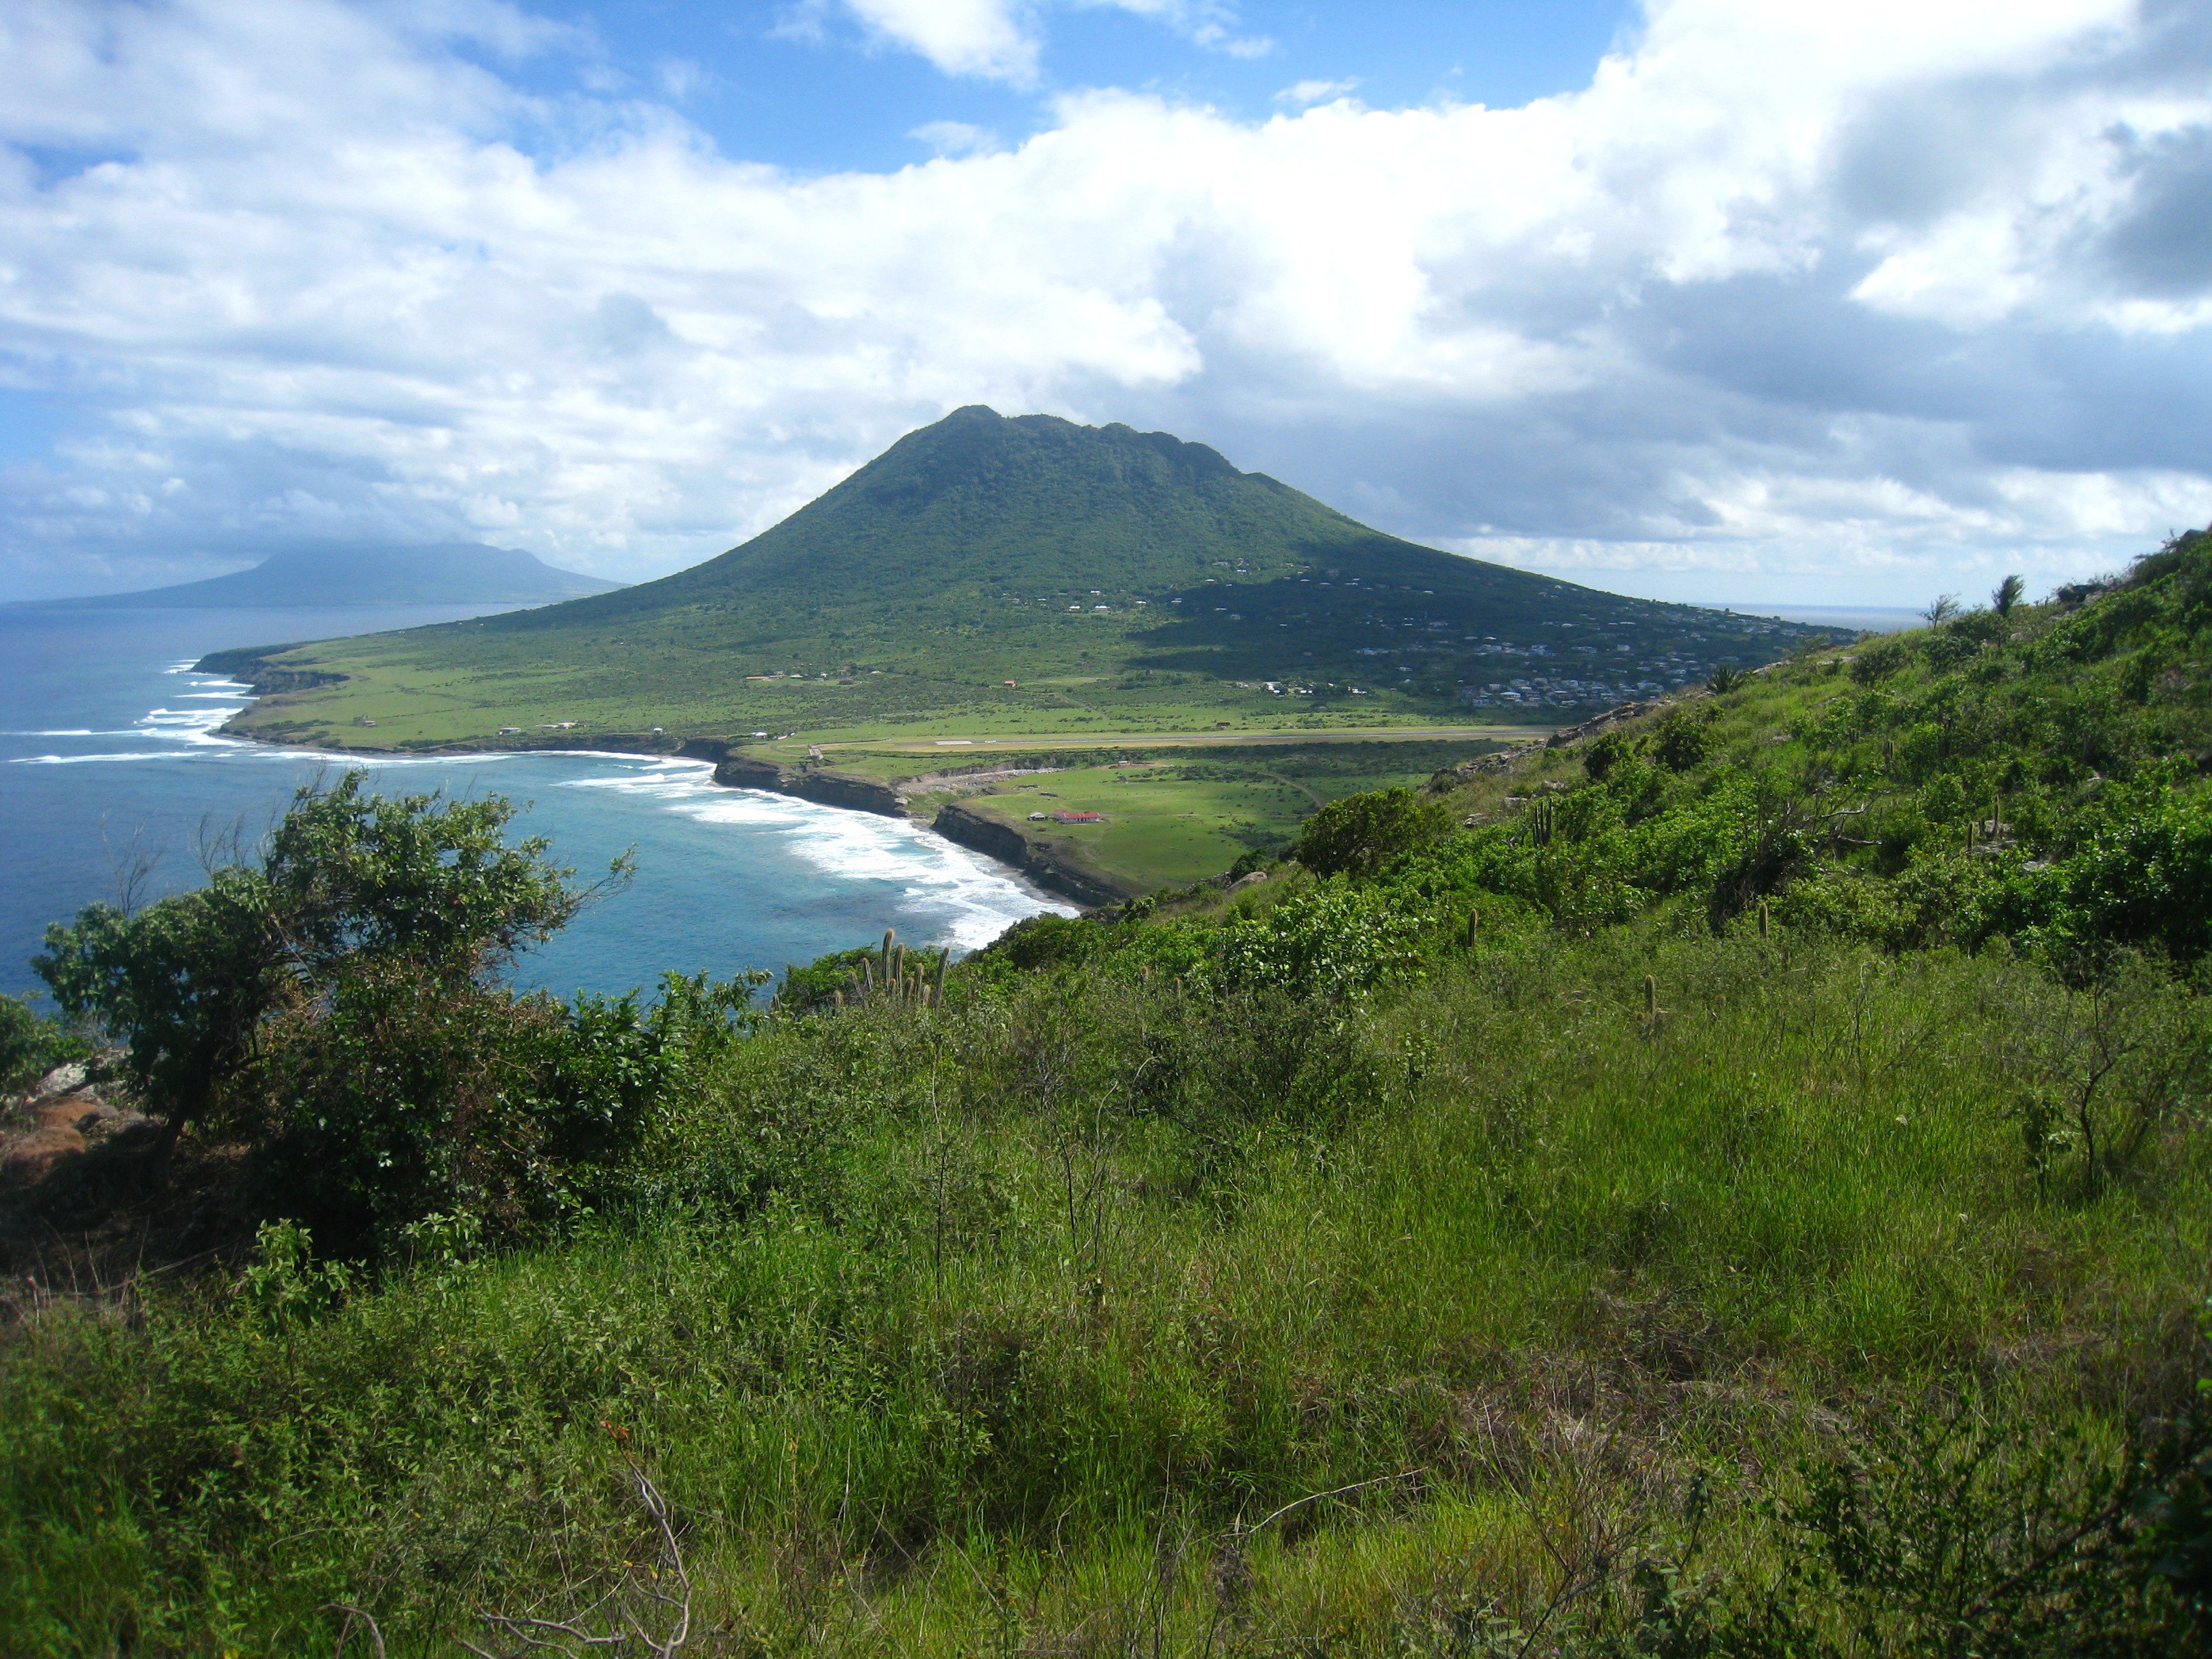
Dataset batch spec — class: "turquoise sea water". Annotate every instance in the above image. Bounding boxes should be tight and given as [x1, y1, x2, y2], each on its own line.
[0, 605, 1069, 1002]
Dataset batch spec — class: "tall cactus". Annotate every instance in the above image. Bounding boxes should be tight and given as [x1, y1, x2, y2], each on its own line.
[934, 949, 950, 1002]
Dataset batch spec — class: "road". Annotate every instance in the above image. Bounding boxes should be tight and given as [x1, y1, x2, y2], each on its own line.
[821, 724, 1546, 755]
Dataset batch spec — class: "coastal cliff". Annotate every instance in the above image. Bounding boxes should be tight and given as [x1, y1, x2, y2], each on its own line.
[712, 753, 1119, 906]
[931, 802, 1132, 908]
[192, 644, 350, 697]
[711, 754, 906, 817]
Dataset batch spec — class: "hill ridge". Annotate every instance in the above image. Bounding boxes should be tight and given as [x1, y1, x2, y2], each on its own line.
[208, 407, 1829, 752]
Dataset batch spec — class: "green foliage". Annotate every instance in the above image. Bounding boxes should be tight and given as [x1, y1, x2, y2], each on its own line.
[1212, 882, 1425, 1000]
[33, 865, 288, 1139]
[11, 531, 2212, 1654]
[32, 773, 608, 1141]
[252, 964, 765, 1254]
[1291, 785, 1448, 877]
[261, 769, 593, 977]
[1401, 525, 2212, 961]
[0, 992, 83, 1091]
[1852, 636, 1911, 683]
[1650, 708, 1714, 771]
[236, 1221, 354, 1338]
[5, 931, 2208, 1655]
[983, 912, 1106, 972]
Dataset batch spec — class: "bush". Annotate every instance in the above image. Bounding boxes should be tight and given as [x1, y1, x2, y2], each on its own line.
[1852, 636, 1911, 683]
[1214, 882, 1424, 1000]
[1650, 710, 1714, 772]
[251, 966, 758, 1254]
[0, 993, 82, 1092]
[993, 912, 1106, 971]
[33, 773, 600, 1146]
[1290, 787, 1448, 878]
[1584, 731, 1637, 781]
[1993, 782, 2212, 966]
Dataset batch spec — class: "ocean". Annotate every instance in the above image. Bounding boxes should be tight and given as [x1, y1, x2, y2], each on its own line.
[0, 604, 1070, 1003]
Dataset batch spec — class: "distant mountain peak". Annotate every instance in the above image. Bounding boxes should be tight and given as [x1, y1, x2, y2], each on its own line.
[35, 542, 622, 609]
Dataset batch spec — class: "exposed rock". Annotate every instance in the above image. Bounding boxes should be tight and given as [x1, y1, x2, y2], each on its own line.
[1, 1084, 155, 1185]
[711, 754, 905, 817]
[30, 1063, 87, 1101]
[932, 802, 1131, 908]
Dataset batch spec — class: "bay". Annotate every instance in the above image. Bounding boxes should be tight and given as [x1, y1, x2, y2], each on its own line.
[0, 604, 1069, 1002]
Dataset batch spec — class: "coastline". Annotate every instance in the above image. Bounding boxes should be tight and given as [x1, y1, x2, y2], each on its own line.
[194, 649, 1128, 909]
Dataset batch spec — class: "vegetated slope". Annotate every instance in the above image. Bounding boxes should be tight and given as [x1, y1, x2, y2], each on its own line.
[9, 544, 2208, 1656]
[1418, 527, 2212, 964]
[209, 407, 1826, 750]
[40, 543, 621, 609]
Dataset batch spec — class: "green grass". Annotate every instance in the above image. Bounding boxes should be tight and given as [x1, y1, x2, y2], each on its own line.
[4, 928, 2204, 1656]
[878, 739, 1507, 892]
[11, 540, 2212, 1655]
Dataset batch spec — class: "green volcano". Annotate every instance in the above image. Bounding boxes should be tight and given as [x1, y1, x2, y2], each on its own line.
[206, 407, 1826, 751]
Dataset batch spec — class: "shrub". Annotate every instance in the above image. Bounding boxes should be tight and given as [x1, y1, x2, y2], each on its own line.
[33, 773, 605, 1149]
[987, 912, 1105, 972]
[249, 965, 756, 1254]
[1584, 731, 1637, 782]
[1852, 637, 1911, 683]
[1650, 710, 1714, 772]
[0, 993, 83, 1092]
[1214, 883, 1424, 1000]
[1291, 787, 1448, 878]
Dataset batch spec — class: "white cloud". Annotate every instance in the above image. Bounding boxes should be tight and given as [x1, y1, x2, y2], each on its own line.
[1275, 79, 1357, 106]
[834, 0, 1040, 84]
[797, 0, 1267, 85]
[0, 0, 2208, 601]
[911, 119, 1000, 155]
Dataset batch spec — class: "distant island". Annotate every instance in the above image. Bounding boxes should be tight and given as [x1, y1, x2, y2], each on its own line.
[33, 542, 621, 609]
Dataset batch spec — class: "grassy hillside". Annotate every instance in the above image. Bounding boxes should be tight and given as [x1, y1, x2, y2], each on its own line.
[1422, 529, 2212, 963]
[895, 737, 1512, 895]
[204, 409, 1826, 752]
[5, 536, 2209, 1655]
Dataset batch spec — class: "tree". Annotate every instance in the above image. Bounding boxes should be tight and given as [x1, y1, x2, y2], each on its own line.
[1923, 593, 1962, 626]
[1992, 573, 2026, 617]
[33, 773, 618, 1155]
[1290, 787, 1448, 878]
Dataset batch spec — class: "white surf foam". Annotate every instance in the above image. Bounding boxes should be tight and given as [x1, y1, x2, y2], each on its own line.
[558, 760, 1073, 948]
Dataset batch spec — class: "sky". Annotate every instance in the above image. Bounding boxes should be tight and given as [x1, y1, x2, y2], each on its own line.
[2, 1, 2209, 607]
